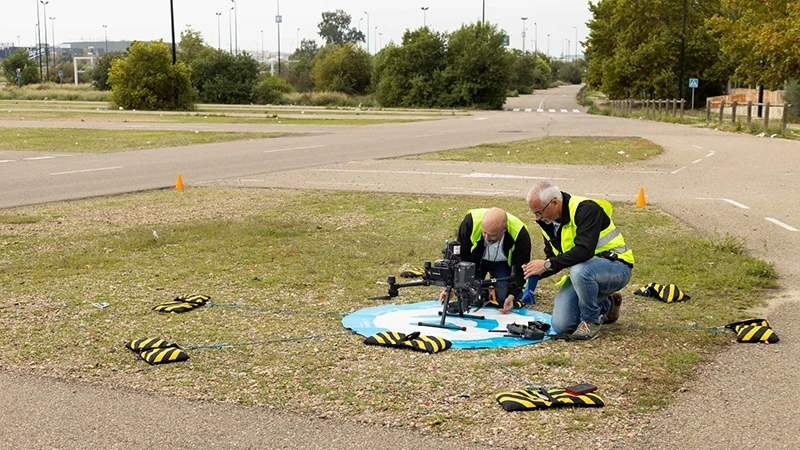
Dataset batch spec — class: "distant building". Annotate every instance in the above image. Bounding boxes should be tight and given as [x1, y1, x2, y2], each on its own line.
[63, 40, 134, 56]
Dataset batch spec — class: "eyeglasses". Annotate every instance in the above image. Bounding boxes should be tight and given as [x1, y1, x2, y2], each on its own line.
[532, 199, 554, 219]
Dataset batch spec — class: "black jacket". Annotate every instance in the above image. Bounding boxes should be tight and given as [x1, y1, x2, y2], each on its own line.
[456, 213, 532, 298]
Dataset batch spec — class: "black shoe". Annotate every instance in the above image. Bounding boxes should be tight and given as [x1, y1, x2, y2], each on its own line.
[601, 292, 623, 325]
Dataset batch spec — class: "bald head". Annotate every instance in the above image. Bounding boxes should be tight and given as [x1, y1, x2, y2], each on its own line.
[481, 208, 507, 243]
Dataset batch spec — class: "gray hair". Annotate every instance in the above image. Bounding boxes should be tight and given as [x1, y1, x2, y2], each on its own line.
[526, 181, 562, 205]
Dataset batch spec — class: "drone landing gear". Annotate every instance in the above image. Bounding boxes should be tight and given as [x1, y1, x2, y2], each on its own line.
[417, 286, 484, 332]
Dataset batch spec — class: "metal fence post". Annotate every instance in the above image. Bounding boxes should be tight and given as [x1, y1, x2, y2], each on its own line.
[746, 101, 752, 128]
[731, 101, 738, 126]
[672, 98, 677, 117]
[782, 102, 790, 137]
[718, 100, 725, 126]
[764, 102, 771, 131]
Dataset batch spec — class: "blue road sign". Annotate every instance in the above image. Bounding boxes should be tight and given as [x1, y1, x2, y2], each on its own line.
[58, 70, 64, 77]
[17, 72, 22, 79]
[502, 35, 510, 47]
[689, 78, 699, 89]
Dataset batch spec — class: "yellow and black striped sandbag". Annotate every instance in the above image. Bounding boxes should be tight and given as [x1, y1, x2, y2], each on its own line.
[140, 347, 190, 365]
[724, 319, 778, 343]
[496, 388, 605, 412]
[126, 338, 178, 352]
[634, 282, 690, 303]
[400, 266, 425, 278]
[364, 331, 452, 353]
[152, 294, 211, 313]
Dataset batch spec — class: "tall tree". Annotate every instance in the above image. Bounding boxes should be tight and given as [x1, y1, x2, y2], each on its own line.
[317, 10, 366, 46]
[708, 0, 800, 88]
[584, 0, 731, 99]
[311, 42, 371, 95]
[291, 39, 319, 60]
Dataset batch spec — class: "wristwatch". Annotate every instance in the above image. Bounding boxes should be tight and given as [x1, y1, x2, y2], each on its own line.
[544, 259, 552, 270]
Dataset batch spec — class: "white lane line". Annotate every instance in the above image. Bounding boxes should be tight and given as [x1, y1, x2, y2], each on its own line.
[444, 187, 520, 195]
[765, 218, 799, 232]
[475, 117, 488, 121]
[50, 166, 123, 175]
[0, 159, 15, 163]
[560, 109, 569, 113]
[671, 166, 687, 174]
[23, 156, 57, 161]
[537, 96, 549, 111]
[525, 108, 532, 112]
[314, 168, 572, 181]
[416, 133, 446, 138]
[263, 145, 325, 154]
[537, 108, 544, 112]
[513, 108, 521, 112]
[705, 151, 715, 158]
[549, 109, 556, 113]
[572, 109, 581, 113]
[692, 159, 703, 164]
[692, 145, 704, 150]
[722, 199, 750, 209]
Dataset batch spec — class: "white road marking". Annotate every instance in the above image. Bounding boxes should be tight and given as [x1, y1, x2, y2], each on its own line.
[443, 187, 520, 195]
[705, 151, 715, 158]
[765, 218, 799, 232]
[537, 109, 544, 112]
[416, 133, 446, 137]
[692, 145, 704, 149]
[692, 159, 703, 164]
[263, 145, 325, 154]
[560, 109, 568, 113]
[513, 108, 521, 112]
[537, 96, 549, 111]
[0, 159, 15, 163]
[678, 140, 685, 144]
[549, 109, 556, 113]
[475, 117, 488, 121]
[572, 109, 581, 113]
[670, 166, 687, 174]
[23, 156, 57, 161]
[722, 199, 750, 209]
[314, 168, 571, 181]
[525, 108, 532, 112]
[50, 166, 123, 175]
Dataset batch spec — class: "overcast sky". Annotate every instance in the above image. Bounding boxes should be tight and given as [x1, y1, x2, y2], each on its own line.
[2, 0, 591, 57]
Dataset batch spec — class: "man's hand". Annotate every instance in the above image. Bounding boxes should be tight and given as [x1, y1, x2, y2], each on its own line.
[438, 289, 452, 304]
[500, 294, 515, 314]
[523, 259, 548, 278]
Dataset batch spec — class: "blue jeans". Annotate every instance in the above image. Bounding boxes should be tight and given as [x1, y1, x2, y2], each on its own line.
[551, 257, 632, 334]
[475, 260, 511, 301]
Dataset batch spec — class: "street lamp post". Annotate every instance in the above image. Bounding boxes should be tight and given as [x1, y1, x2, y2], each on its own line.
[296, 27, 300, 54]
[168, 0, 175, 63]
[215, 12, 222, 51]
[521, 17, 527, 53]
[228, 7, 233, 53]
[261, 29, 264, 62]
[374, 26, 378, 55]
[574, 26, 578, 64]
[49, 16, 55, 62]
[40, 0, 49, 80]
[421, 6, 429, 28]
[364, 11, 370, 55]
[482, 0, 485, 24]
[35, 0, 43, 80]
[378, 32, 383, 52]
[231, 0, 238, 54]
[103, 24, 108, 54]
[276, 0, 282, 74]
[534, 22, 537, 54]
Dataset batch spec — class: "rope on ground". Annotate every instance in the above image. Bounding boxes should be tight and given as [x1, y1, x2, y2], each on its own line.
[185, 331, 354, 351]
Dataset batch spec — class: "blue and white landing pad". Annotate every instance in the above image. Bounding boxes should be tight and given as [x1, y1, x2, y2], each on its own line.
[343, 300, 553, 349]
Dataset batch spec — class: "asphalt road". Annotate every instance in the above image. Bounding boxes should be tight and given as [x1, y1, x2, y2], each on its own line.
[2, 84, 800, 449]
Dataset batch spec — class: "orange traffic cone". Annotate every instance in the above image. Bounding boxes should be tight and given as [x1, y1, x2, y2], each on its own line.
[636, 187, 647, 207]
[175, 174, 184, 191]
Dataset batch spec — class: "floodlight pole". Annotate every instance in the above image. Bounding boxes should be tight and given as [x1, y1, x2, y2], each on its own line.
[169, 0, 175, 63]
[216, 12, 222, 51]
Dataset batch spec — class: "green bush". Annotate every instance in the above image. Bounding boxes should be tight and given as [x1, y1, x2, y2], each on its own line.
[2, 49, 40, 86]
[507, 89, 520, 97]
[253, 77, 295, 104]
[89, 52, 125, 90]
[281, 91, 377, 108]
[190, 50, 260, 104]
[312, 43, 372, 95]
[108, 41, 197, 110]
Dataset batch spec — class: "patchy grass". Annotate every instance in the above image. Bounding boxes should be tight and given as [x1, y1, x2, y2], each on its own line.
[0, 83, 111, 101]
[0, 109, 429, 125]
[0, 188, 777, 449]
[409, 137, 663, 165]
[0, 128, 283, 153]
